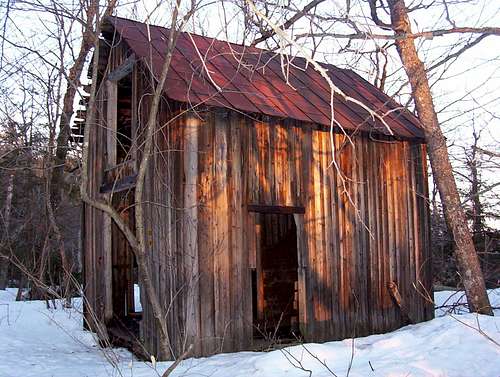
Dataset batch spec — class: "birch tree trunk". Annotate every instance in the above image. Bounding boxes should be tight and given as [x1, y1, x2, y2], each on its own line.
[387, 0, 492, 315]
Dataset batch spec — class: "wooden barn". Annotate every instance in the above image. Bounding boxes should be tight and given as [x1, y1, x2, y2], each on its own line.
[81, 16, 433, 360]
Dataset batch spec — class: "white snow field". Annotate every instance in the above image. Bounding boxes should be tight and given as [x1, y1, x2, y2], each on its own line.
[0, 288, 499, 377]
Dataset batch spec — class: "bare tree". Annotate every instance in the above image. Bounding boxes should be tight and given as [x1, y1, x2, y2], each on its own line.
[0, 125, 17, 290]
[45, 0, 117, 302]
[49, 0, 117, 206]
[379, 0, 492, 315]
[0, 0, 118, 302]
[0, 0, 205, 366]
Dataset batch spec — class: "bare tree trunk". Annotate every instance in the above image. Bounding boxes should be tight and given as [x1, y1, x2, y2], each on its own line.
[30, 231, 51, 300]
[50, 45, 91, 206]
[133, 2, 188, 360]
[15, 274, 25, 301]
[468, 133, 484, 240]
[387, 0, 492, 315]
[0, 256, 7, 290]
[0, 171, 15, 290]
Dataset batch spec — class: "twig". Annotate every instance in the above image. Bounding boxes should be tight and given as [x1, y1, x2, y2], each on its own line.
[162, 344, 193, 377]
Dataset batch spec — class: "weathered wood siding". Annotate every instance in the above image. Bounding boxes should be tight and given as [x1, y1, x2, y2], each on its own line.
[83, 41, 136, 332]
[133, 106, 433, 358]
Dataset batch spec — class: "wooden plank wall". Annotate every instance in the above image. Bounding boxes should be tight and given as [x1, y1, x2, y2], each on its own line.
[133, 106, 432, 359]
[138, 109, 254, 358]
[240, 118, 434, 342]
[83, 41, 137, 337]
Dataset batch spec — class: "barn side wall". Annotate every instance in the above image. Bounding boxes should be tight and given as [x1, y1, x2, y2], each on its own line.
[82, 56, 112, 333]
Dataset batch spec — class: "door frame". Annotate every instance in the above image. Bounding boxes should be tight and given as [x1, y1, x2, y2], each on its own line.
[246, 204, 307, 339]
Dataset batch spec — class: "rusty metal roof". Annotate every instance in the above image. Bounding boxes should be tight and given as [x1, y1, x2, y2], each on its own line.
[106, 17, 424, 140]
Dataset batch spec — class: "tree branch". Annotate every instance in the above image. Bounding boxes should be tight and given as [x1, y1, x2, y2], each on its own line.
[427, 34, 489, 72]
[368, 0, 393, 30]
[251, 0, 326, 46]
[295, 26, 500, 41]
[475, 146, 500, 159]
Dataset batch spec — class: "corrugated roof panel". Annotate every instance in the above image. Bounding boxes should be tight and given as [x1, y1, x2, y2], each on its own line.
[208, 40, 317, 123]
[176, 33, 294, 119]
[174, 31, 280, 115]
[339, 68, 423, 136]
[245, 51, 382, 133]
[321, 64, 415, 138]
[132, 22, 235, 109]
[107, 17, 424, 140]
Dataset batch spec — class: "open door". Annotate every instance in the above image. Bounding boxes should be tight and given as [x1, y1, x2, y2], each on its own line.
[108, 190, 142, 348]
[251, 211, 301, 344]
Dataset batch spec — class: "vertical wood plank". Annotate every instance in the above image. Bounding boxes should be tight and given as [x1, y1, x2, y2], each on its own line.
[102, 195, 113, 322]
[320, 131, 334, 339]
[302, 127, 315, 339]
[106, 80, 117, 167]
[229, 112, 245, 350]
[198, 111, 216, 355]
[294, 213, 308, 336]
[183, 112, 201, 354]
[214, 110, 231, 352]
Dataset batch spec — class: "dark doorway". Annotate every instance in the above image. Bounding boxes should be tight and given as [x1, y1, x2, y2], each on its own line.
[111, 190, 138, 319]
[253, 213, 300, 343]
[108, 190, 143, 355]
[116, 73, 133, 164]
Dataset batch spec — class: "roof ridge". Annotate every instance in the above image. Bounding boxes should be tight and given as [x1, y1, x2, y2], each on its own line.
[107, 16, 355, 74]
[106, 15, 255, 52]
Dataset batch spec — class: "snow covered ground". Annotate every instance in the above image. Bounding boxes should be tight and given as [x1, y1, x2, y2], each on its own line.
[0, 288, 499, 377]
